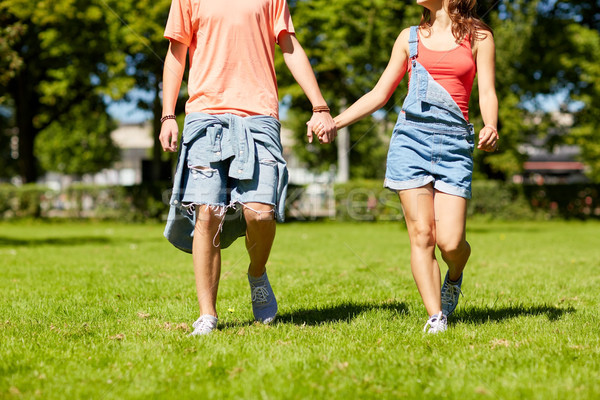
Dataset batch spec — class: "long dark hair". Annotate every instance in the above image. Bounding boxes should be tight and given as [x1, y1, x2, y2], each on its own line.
[420, 0, 492, 43]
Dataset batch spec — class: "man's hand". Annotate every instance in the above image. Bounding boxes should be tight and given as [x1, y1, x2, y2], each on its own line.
[306, 112, 337, 144]
[159, 119, 179, 152]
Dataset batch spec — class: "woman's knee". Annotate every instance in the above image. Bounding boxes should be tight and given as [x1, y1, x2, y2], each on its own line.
[408, 223, 436, 249]
[438, 238, 470, 259]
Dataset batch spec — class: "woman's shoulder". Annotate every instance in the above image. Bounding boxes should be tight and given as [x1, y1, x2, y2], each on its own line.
[392, 28, 413, 54]
[395, 27, 414, 46]
[473, 26, 494, 43]
[470, 26, 495, 60]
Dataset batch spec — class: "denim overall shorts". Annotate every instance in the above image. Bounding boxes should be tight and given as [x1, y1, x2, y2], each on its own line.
[384, 26, 475, 199]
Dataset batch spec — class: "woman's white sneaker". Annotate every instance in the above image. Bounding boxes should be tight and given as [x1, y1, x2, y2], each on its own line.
[423, 311, 448, 334]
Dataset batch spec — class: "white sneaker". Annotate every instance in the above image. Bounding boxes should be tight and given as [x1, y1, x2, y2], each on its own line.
[423, 311, 447, 334]
[189, 314, 218, 336]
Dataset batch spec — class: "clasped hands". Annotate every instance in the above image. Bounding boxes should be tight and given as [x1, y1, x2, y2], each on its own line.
[306, 112, 337, 144]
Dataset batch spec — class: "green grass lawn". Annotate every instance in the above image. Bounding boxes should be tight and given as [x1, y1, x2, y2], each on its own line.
[1, 219, 599, 399]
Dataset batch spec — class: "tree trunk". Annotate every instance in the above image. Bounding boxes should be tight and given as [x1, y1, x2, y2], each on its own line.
[336, 101, 350, 183]
[151, 79, 163, 182]
[15, 69, 38, 183]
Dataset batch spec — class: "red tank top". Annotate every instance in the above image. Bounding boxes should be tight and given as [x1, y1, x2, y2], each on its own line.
[409, 34, 477, 121]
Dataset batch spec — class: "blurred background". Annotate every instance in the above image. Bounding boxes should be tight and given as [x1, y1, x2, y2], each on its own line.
[1, 0, 599, 221]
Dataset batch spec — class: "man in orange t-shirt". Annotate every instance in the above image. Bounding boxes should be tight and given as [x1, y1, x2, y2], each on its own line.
[159, 0, 336, 336]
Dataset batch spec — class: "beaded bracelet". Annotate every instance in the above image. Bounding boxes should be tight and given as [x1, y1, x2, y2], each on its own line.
[160, 114, 176, 123]
[312, 105, 330, 113]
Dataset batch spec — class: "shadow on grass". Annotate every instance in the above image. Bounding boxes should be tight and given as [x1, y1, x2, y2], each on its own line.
[0, 234, 166, 247]
[468, 226, 546, 234]
[219, 300, 408, 329]
[454, 304, 575, 324]
[0, 235, 113, 247]
[277, 299, 408, 326]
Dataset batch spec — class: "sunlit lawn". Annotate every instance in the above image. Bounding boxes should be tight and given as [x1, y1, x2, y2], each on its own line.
[1, 219, 599, 399]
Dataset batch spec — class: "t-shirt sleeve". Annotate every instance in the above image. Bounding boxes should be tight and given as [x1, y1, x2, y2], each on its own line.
[164, 0, 193, 46]
[274, 0, 295, 42]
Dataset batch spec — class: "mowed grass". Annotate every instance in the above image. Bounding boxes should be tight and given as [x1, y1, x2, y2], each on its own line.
[1, 219, 599, 399]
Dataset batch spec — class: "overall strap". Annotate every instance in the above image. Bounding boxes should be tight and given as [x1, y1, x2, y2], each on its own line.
[408, 26, 419, 59]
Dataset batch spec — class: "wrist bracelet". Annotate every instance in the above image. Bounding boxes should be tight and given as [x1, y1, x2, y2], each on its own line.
[160, 114, 176, 123]
[312, 105, 330, 113]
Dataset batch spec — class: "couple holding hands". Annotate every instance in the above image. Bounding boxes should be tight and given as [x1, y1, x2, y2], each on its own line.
[159, 0, 498, 335]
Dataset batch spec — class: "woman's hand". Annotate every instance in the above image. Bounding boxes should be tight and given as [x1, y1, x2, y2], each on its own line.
[478, 125, 499, 152]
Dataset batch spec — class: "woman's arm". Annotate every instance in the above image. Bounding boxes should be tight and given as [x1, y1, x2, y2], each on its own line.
[279, 31, 336, 144]
[159, 40, 188, 152]
[474, 31, 499, 152]
[333, 28, 410, 130]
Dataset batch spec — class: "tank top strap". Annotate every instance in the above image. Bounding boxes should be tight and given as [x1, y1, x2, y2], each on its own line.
[408, 26, 419, 59]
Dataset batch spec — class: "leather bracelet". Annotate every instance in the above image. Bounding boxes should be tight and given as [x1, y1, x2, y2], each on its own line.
[312, 105, 330, 113]
[160, 114, 176, 123]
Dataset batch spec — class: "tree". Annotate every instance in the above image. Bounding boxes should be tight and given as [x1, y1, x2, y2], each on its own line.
[278, 0, 422, 180]
[34, 99, 118, 175]
[470, 0, 541, 179]
[280, 0, 600, 183]
[111, 0, 186, 182]
[0, 0, 133, 182]
[508, 0, 600, 181]
[280, 0, 530, 180]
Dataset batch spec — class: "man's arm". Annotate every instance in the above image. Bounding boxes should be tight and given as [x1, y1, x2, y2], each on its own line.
[159, 40, 188, 152]
[278, 31, 336, 144]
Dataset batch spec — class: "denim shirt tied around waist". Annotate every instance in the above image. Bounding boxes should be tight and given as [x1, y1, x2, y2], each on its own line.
[164, 112, 288, 253]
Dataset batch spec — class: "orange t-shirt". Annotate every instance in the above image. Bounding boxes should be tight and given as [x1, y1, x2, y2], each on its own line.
[164, 0, 295, 118]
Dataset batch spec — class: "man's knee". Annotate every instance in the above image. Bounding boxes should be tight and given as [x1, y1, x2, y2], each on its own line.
[243, 203, 275, 224]
[195, 204, 225, 227]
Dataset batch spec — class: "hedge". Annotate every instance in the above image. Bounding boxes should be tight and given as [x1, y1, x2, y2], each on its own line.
[0, 183, 170, 221]
[0, 180, 598, 221]
[333, 180, 600, 221]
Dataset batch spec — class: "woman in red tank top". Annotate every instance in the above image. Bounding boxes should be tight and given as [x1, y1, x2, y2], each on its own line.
[316, 0, 499, 333]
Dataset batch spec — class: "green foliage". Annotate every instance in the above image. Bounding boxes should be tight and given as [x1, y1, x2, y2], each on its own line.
[512, 1, 600, 182]
[280, 0, 600, 183]
[1, 220, 600, 398]
[34, 101, 118, 175]
[0, 17, 24, 90]
[0, 183, 50, 218]
[333, 179, 600, 221]
[285, 112, 389, 178]
[559, 24, 600, 180]
[468, 180, 540, 220]
[278, 0, 421, 177]
[0, 0, 134, 181]
[524, 183, 600, 220]
[0, 183, 168, 221]
[470, 0, 540, 178]
[334, 179, 403, 221]
[0, 106, 18, 179]
[2, 180, 598, 222]
[3, 0, 600, 183]
[333, 180, 541, 222]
